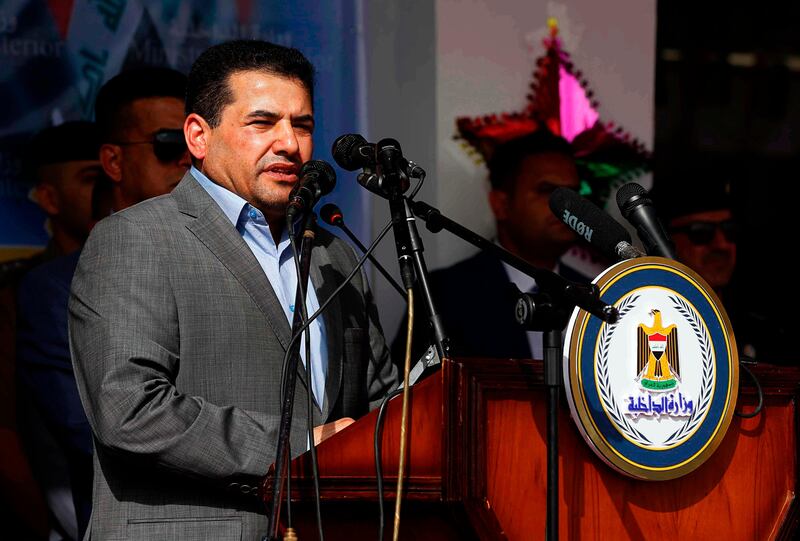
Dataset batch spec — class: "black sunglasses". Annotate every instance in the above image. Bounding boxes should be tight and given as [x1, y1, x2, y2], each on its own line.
[670, 220, 737, 245]
[114, 129, 187, 162]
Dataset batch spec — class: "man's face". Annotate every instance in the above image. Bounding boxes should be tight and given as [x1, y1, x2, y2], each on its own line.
[670, 209, 737, 289]
[37, 160, 103, 241]
[198, 71, 314, 221]
[115, 96, 190, 208]
[491, 152, 580, 258]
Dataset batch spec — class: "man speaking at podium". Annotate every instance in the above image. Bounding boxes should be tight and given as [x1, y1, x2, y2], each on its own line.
[68, 40, 398, 540]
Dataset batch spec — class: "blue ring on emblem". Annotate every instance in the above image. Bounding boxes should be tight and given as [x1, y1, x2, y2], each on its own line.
[579, 266, 732, 469]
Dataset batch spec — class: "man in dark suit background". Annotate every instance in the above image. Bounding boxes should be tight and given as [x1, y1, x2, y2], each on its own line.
[393, 130, 589, 364]
[69, 40, 398, 540]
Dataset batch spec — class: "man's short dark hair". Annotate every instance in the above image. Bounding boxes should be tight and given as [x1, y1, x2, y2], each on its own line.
[186, 40, 315, 128]
[24, 121, 100, 184]
[95, 67, 187, 142]
[488, 130, 574, 191]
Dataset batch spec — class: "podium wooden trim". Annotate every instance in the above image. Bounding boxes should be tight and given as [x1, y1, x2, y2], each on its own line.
[280, 359, 799, 540]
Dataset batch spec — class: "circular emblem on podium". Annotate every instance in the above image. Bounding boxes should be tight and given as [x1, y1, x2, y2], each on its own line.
[563, 257, 738, 480]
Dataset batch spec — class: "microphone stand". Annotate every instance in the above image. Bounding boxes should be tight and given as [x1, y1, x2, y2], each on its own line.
[266, 212, 317, 541]
[386, 191, 449, 359]
[411, 199, 618, 541]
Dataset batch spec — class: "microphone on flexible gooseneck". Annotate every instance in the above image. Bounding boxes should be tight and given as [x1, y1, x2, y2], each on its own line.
[548, 187, 644, 261]
[319, 203, 407, 300]
[285, 160, 337, 223]
[616, 182, 677, 259]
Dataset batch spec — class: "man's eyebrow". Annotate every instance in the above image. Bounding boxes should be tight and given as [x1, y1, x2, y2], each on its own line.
[245, 110, 315, 125]
[245, 110, 281, 121]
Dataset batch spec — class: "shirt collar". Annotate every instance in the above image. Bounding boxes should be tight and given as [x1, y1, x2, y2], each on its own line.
[190, 166, 291, 248]
[191, 166, 248, 227]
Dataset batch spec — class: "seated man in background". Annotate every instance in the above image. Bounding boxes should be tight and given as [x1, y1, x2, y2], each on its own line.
[15, 66, 190, 540]
[393, 129, 590, 365]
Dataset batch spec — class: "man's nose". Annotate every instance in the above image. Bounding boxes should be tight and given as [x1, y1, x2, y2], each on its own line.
[710, 225, 734, 248]
[273, 121, 300, 157]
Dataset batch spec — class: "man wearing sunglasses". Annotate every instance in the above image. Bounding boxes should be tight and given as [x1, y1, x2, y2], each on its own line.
[96, 67, 191, 211]
[656, 176, 788, 363]
[668, 205, 737, 294]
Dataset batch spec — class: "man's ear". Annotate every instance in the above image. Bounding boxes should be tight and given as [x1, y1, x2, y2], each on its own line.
[33, 182, 60, 216]
[488, 189, 510, 222]
[99, 144, 123, 183]
[185, 113, 210, 161]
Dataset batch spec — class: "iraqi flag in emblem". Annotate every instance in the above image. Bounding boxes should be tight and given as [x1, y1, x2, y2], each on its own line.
[648, 333, 668, 359]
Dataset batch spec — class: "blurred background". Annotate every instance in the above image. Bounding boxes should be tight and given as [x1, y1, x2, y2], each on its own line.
[0, 0, 794, 364]
[2, 1, 798, 538]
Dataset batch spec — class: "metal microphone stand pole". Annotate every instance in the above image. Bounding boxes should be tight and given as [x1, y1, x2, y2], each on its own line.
[401, 197, 449, 358]
[544, 328, 561, 541]
[266, 212, 317, 541]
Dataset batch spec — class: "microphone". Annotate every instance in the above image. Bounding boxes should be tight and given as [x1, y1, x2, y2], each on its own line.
[375, 138, 410, 194]
[331, 133, 376, 171]
[320, 203, 407, 300]
[331, 134, 424, 197]
[286, 160, 336, 223]
[549, 187, 644, 261]
[616, 183, 676, 259]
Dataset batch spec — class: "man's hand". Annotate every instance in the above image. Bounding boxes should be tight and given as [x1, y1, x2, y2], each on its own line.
[313, 417, 355, 445]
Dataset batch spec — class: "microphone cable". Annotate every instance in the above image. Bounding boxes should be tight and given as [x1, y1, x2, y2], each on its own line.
[734, 358, 763, 419]
[374, 387, 404, 541]
[287, 214, 324, 541]
[408, 170, 426, 200]
[392, 288, 414, 541]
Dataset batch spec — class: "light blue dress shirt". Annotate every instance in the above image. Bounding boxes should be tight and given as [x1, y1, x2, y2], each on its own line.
[191, 166, 328, 408]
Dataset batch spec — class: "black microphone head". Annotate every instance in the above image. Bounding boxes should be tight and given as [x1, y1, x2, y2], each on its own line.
[319, 203, 344, 226]
[616, 182, 652, 218]
[549, 187, 633, 260]
[299, 159, 337, 195]
[376, 137, 401, 152]
[332, 133, 373, 171]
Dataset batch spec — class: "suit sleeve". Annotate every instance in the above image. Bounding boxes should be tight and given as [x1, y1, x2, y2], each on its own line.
[69, 215, 275, 483]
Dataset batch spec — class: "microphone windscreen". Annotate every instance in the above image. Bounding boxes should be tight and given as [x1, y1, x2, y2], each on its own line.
[549, 187, 632, 259]
[616, 182, 651, 218]
[299, 160, 337, 195]
[331, 134, 369, 171]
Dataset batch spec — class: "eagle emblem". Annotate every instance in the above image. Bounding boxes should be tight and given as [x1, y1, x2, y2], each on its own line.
[637, 309, 680, 391]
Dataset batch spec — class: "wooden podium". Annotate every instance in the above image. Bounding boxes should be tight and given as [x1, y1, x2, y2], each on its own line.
[276, 359, 799, 540]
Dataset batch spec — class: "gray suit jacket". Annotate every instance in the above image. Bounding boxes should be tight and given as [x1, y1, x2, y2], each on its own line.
[68, 172, 399, 540]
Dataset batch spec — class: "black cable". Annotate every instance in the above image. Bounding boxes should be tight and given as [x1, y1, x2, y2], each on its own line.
[268, 216, 393, 537]
[278, 217, 395, 394]
[408, 171, 425, 200]
[288, 219, 324, 541]
[735, 363, 764, 419]
[375, 387, 404, 541]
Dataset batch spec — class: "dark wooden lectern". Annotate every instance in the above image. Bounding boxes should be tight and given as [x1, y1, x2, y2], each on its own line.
[274, 359, 799, 540]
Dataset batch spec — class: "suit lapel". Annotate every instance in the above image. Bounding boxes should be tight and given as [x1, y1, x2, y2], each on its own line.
[172, 173, 293, 351]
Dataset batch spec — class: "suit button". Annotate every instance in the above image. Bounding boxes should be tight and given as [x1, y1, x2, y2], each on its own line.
[227, 482, 240, 491]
